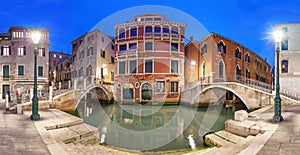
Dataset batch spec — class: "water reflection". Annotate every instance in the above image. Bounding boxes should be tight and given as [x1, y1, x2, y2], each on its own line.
[76, 100, 235, 151]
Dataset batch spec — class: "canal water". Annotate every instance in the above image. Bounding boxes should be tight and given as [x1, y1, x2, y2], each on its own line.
[75, 101, 237, 151]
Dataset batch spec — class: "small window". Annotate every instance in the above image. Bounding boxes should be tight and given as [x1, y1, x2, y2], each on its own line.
[3, 65, 9, 78]
[59, 55, 62, 59]
[38, 66, 43, 76]
[154, 26, 161, 33]
[111, 56, 114, 64]
[218, 41, 226, 54]
[170, 81, 179, 93]
[39, 48, 46, 57]
[245, 53, 250, 63]
[119, 61, 126, 75]
[171, 60, 178, 73]
[171, 43, 178, 52]
[1, 46, 11, 56]
[130, 27, 137, 37]
[123, 88, 134, 100]
[145, 59, 153, 73]
[129, 60, 137, 74]
[145, 26, 152, 33]
[101, 50, 105, 58]
[201, 44, 207, 55]
[202, 62, 206, 78]
[281, 39, 288, 50]
[235, 48, 241, 59]
[156, 81, 165, 93]
[119, 28, 125, 39]
[119, 44, 127, 51]
[145, 42, 153, 51]
[281, 60, 288, 73]
[218, 61, 224, 78]
[171, 27, 178, 34]
[102, 37, 104, 42]
[163, 26, 169, 33]
[246, 69, 250, 79]
[18, 65, 24, 76]
[282, 27, 288, 32]
[129, 43, 137, 50]
[18, 46, 26, 56]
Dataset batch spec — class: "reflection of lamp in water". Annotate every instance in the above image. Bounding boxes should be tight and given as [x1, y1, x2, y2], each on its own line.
[188, 135, 196, 150]
[100, 127, 107, 144]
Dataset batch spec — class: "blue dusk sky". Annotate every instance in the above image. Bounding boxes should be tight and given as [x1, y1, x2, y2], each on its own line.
[1, 0, 300, 66]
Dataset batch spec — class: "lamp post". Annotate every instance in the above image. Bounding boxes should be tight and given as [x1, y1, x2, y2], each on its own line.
[30, 31, 41, 121]
[273, 30, 284, 122]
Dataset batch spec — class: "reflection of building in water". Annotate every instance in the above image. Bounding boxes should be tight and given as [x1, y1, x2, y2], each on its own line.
[114, 14, 186, 104]
[77, 101, 234, 151]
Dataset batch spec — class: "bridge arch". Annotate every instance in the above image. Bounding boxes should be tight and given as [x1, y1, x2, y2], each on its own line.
[75, 85, 110, 109]
[191, 84, 249, 109]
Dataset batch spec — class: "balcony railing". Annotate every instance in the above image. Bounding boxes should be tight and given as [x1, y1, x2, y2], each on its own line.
[144, 32, 180, 39]
[117, 49, 137, 57]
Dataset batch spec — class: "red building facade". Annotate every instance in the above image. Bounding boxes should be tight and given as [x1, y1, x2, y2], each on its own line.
[114, 14, 186, 104]
[185, 33, 272, 88]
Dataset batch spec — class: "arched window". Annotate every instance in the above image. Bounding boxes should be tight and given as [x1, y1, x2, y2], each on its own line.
[145, 26, 152, 33]
[202, 62, 206, 78]
[154, 26, 161, 33]
[118, 28, 125, 39]
[218, 41, 226, 54]
[245, 53, 250, 63]
[141, 83, 152, 101]
[236, 65, 241, 80]
[171, 26, 178, 34]
[246, 69, 250, 79]
[163, 26, 169, 33]
[130, 27, 137, 37]
[235, 48, 241, 59]
[218, 61, 224, 78]
[201, 44, 207, 55]
[281, 60, 289, 73]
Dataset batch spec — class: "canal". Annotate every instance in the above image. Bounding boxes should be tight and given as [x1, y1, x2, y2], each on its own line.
[75, 100, 243, 151]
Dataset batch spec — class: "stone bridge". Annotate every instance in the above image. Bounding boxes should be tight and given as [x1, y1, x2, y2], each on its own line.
[74, 84, 113, 109]
[181, 81, 300, 110]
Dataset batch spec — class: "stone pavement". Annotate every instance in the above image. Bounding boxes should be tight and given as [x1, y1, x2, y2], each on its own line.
[0, 109, 50, 155]
[257, 104, 300, 155]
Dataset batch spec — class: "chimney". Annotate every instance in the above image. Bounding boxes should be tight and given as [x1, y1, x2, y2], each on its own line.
[189, 36, 193, 42]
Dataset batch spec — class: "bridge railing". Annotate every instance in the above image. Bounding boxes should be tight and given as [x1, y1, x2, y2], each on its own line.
[224, 75, 272, 93]
[280, 87, 300, 101]
[186, 75, 272, 93]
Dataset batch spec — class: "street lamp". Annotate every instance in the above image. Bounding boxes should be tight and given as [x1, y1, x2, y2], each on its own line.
[273, 30, 283, 122]
[30, 31, 41, 121]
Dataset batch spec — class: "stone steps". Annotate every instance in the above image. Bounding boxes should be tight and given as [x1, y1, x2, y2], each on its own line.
[205, 130, 254, 147]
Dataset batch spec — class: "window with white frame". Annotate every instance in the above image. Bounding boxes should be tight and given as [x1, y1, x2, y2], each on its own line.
[18, 65, 24, 76]
[129, 60, 137, 74]
[130, 27, 137, 37]
[156, 81, 165, 93]
[170, 81, 179, 93]
[171, 60, 178, 73]
[145, 59, 153, 73]
[13, 31, 24, 38]
[18, 46, 26, 56]
[119, 61, 126, 75]
[119, 28, 125, 39]
[171, 43, 178, 52]
[145, 42, 153, 51]
[39, 48, 45, 57]
[1, 46, 10, 56]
